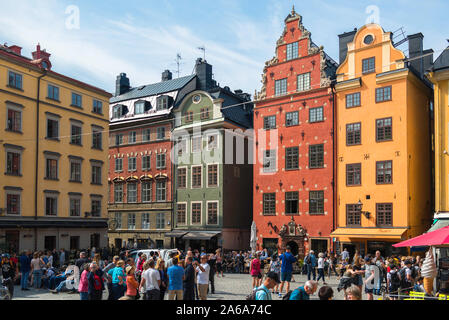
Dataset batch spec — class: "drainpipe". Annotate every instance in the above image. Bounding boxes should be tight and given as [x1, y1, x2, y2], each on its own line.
[330, 80, 337, 252]
[34, 70, 47, 251]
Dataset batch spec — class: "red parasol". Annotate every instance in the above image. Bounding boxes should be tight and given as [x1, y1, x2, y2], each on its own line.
[393, 225, 449, 247]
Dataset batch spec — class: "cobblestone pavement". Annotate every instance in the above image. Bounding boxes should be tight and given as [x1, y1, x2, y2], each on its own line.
[13, 273, 351, 300]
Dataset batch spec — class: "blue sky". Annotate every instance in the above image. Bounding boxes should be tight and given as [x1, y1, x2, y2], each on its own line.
[0, 0, 447, 96]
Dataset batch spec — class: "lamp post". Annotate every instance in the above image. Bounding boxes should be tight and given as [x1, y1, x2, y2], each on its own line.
[356, 200, 370, 219]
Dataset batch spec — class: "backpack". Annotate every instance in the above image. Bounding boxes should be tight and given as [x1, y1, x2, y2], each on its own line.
[399, 268, 411, 287]
[304, 255, 311, 265]
[390, 271, 400, 286]
[246, 288, 267, 300]
[93, 273, 102, 291]
[282, 290, 293, 300]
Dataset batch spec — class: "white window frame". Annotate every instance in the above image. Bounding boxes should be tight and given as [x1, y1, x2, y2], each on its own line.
[142, 155, 151, 171]
[129, 131, 137, 144]
[190, 201, 202, 225]
[297, 72, 311, 92]
[141, 213, 150, 230]
[191, 136, 202, 153]
[206, 134, 219, 151]
[127, 183, 138, 203]
[206, 200, 219, 226]
[128, 157, 137, 172]
[141, 181, 152, 203]
[156, 180, 166, 202]
[115, 158, 123, 172]
[156, 153, 166, 169]
[206, 163, 219, 188]
[128, 213, 136, 230]
[115, 212, 122, 229]
[156, 212, 165, 230]
[114, 183, 124, 203]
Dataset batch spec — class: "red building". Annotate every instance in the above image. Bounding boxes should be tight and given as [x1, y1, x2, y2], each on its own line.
[253, 8, 337, 257]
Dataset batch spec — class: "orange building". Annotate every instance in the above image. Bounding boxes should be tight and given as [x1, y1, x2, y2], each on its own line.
[331, 24, 434, 256]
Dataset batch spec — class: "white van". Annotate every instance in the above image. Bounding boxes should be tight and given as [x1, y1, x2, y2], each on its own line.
[129, 249, 179, 264]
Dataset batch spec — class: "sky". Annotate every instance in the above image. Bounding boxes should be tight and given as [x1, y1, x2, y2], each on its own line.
[0, 0, 447, 96]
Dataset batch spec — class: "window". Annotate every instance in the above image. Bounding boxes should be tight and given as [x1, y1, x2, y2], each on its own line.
[142, 213, 150, 229]
[142, 156, 151, 170]
[207, 134, 218, 150]
[362, 57, 375, 74]
[142, 129, 151, 142]
[113, 105, 127, 119]
[275, 78, 287, 96]
[128, 157, 136, 171]
[297, 73, 311, 91]
[8, 71, 22, 89]
[192, 166, 202, 188]
[309, 191, 324, 214]
[7, 107, 22, 132]
[263, 150, 276, 173]
[208, 164, 218, 187]
[71, 124, 82, 145]
[285, 147, 299, 170]
[47, 118, 59, 139]
[346, 122, 361, 145]
[376, 118, 392, 141]
[309, 107, 323, 123]
[129, 131, 137, 144]
[309, 144, 324, 168]
[46, 159, 58, 180]
[286, 111, 298, 126]
[127, 183, 137, 203]
[263, 193, 276, 215]
[285, 192, 299, 215]
[128, 213, 136, 230]
[45, 196, 58, 216]
[70, 161, 81, 182]
[114, 184, 123, 203]
[346, 93, 361, 108]
[91, 199, 101, 217]
[115, 158, 123, 172]
[6, 151, 21, 175]
[286, 42, 298, 61]
[47, 84, 59, 100]
[156, 213, 165, 229]
[177, 138, 187, 156]
[376, 161, 392, 184]
[177, 168, 187, 188]
[375, 86, 392, 103]
[346, 204, 361, 226]
[346, 163, 361, 186]
[157, 96, 169, 110]
[93, 100, 103, 114]
[376, 203, 393, 227]
[92, 128, 102, 149]
[157, 127, 165, 140]
[91, 164, 102, 185]
[115, 134, 123, 146]
[111, 213, 122, 230]
[156, 153, 166, 169]
[69, 198, 80, 217]
[134, 101, 145, 115]
[264, 115, 276, 130]
[192, 203, 202, 224]
[192, 136, 202, 153]
[156, 181, 166, 201]
[71, 92, 82, 107]
[177, 203, 186, 225]
[186, 111, 194, 122]
[200, 108, 210, 120]
[141, 182, 152, 202]
[6, 193, 20, 215]
[207, 202, 218, 224]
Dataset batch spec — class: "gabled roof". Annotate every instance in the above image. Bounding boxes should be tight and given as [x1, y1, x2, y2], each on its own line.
[110, 74, 196, 103]
[433, 47, 449, 72]
[209, 89, 253, 129]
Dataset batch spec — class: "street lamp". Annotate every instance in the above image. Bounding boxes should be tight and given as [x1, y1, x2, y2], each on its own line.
[356, 200, 370, 219]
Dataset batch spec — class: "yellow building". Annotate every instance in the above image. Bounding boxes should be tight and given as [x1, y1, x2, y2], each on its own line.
[331, 24, 434, 256]
[0, 43, 111, 252]
[427, 45, 449, 231]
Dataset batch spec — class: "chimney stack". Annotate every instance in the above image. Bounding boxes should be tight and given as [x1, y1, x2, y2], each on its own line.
[8, 45, 22, 55]
[115, 73, 130, 96]
[162, 70, 172, 81]
[195, 58, 216, 90]
[338, 28, 357, 64]
[407, 33, 424, 77]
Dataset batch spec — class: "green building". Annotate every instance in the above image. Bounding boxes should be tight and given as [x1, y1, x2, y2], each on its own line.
[169, 58, 253, 251]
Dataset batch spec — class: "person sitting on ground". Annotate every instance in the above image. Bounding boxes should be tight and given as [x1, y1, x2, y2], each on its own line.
[289, 280, 318, 300]
[318, 285, 334, 300]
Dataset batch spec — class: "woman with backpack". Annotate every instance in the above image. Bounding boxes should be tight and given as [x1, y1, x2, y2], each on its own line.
[88, 262, 104, 300]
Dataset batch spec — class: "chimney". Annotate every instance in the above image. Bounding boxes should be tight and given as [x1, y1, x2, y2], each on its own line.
[338, 28, 357, 64]
[115, 73, 130, 96]
[407, 33, 424, 77]
[8, 45, 22, 55]
[423, 49, 434, 73]
[162, 70, 172, 81]
[32, 43, 51, 61]
[195, 58, 216, 90]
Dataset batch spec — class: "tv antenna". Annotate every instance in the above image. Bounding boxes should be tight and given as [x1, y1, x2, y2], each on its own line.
[197, 46, 206, 61]
[175, 53, 182, 78]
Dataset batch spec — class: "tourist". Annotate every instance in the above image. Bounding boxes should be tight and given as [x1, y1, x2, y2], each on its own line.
[111, 260, 126, 300]
[318, 285, 334, 300]
[345, 284, 362, 300]
[279, 246, 297, 298]
[387, 262, 401, 300]
[363, 256, 375, 300]
[19, 251, 31, 291]
[183, 256, 196, 300]
[104, 255, 119, 300]
[196, 254, 210, 300]
[208, 253, 216, 294]
[124, 265, 139, 300]
[255, 271, 280, 300]
[304, 250, 317, 281]
[156, 259, 168, 300]
[289, 280, 317, 300]
[167, 257, 184, 300]
[78, 263, 90, 300]
[88, 262, 104, 300]
[341, 248, 349, 262]
[269, 254, 281, 295]
[216, 249, 224, 277]
[250, 252, 261, 289]
[316, 252, 327, 285]
[30, 252, 44, 289]
[140, 259, 160, 300]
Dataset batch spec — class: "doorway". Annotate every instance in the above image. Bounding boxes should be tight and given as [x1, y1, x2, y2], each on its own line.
[286, 241, 299, 256]
[90, 233, 100, 248]
[5, 231, 19, 253]
[70, 236, 80, 250]
[44, 236, 56, 251]
[311, 239, 328, 254]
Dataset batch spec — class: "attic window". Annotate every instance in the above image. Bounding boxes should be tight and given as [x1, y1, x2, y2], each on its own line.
[137, 85, 146, 91]
[113, 104, 128, 119]
[134, 100, 151, 115]
[157, 96, 171, 110]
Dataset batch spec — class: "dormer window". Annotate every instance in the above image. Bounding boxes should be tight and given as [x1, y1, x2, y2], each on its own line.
[134, 100, 152, 115]
[156, 95, 172, 110]
[113, 104, 128, 119]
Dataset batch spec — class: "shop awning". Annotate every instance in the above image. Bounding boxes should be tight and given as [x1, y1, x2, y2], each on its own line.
[427, 218, 449, 233]
[182, 231, 221, 240]
[331, 228, 408, 239]
[165, 230, 188, 238]
[393, 226, 449, 247]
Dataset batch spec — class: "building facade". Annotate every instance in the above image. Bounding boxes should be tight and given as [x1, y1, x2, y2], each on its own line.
[331, 24, 434, 256]
[107, 71, 196, 250]
[0, 43, 111, 253]
[171, 58, 253, 251]
[252, 8, 337, 257]
[427, 44, 449, 231]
